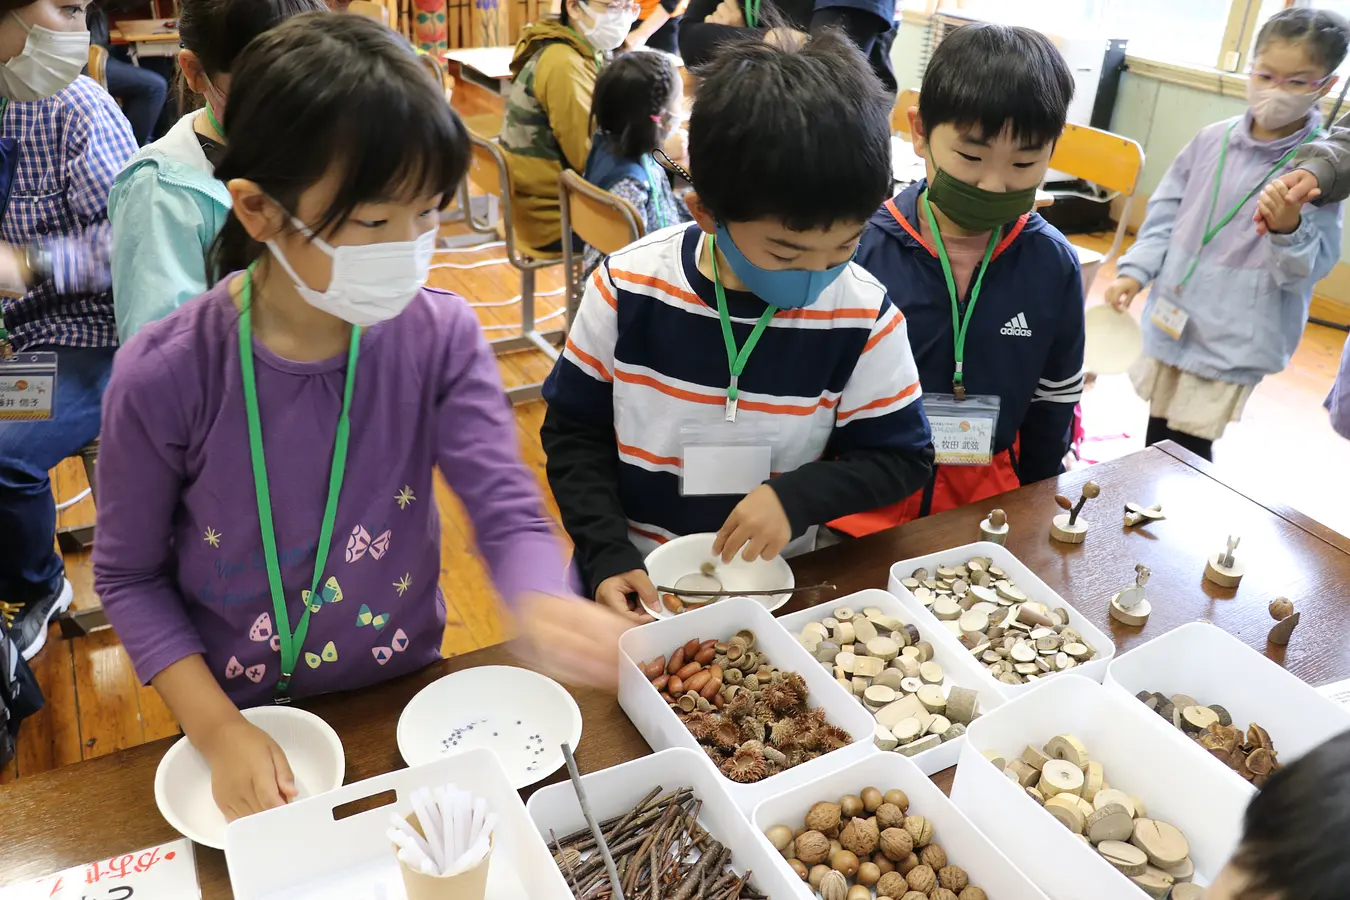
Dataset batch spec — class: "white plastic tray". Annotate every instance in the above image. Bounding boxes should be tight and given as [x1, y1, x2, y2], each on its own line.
[776, 589, 1004, 775]
[224, 749, 569, 899]
[528, 747, 798, 900]
[618, 597, 876, 812]
[887, 541, 1116, 698]
[1105, 621, 1350, 787]
[952, 675, 1250, 900]
[751, 752, 1050, 900]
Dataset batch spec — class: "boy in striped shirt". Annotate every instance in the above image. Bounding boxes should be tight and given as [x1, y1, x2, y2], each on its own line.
[541, 32, 934, 619]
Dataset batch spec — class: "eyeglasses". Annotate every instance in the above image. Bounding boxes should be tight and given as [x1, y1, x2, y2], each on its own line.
[585, 0, 640, 12]
[1248, 70, 1332, 93]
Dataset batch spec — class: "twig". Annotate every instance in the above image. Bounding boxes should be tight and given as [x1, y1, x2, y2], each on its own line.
[552, 828, 582, 896]
[563, 742, 627, 900]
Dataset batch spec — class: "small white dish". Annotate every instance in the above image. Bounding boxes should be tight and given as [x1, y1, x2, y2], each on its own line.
[396, 665, 582, 789]
[643, 532, 795, 618]
[154, 705, 345, 849]
[1084, 304, 1143, 375]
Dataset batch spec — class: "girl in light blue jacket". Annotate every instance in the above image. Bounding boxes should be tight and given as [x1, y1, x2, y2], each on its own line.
[108, 0, 326, 341]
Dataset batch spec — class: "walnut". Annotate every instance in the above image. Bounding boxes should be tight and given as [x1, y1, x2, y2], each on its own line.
[919, 843, 947, 870]
[906, 864, 937, 894]
[939, 865, 969, 892]
[879, 827, 914, 861]
[932, 890, 959, 900]
[819, 869, 848, 900]
[875, 871, 909, 898]
[840, 817, 880, 857]
[900, 894, 928, 900]
[795, 831, 830, 866]
[960, 888, 988, 900]
[806, 801, 843, 837]
[904, 814, 935, 847]
[876, 802, 906, 830]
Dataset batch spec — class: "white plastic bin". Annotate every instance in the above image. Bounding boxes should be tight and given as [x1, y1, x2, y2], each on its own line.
[225, 748, 570, 899]
[887, 542, 1116, 698]
[527, 747, 798, 900]
[1105, 621, 1350, 786]
[751, 752, 1051, 900]
[776, 588, 1004, 775]
[618, 597, 876, 812]
[952, 675, 1250, 900]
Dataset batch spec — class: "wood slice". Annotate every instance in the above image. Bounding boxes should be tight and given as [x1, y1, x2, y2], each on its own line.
[1082, 760, 1104, 801]
[898, 656, 922, 679]
[1007, 759, 1040, 788]
[1093, 789, 1136, 818]
[1203, 553, 1244, 588]
[945, 686, 979, 725]
[926, 715, 951, 736]
[1171, 885, 1204, 900]
[1097, 841, 1148, 876]
[1131, 819, 1190, 867]
[959, 610, 989, 634]
[866, 637, 900, 661]
[1110, 594, 1151, 627]
[1044, 795, 1086, 833]
[875, 670, 903, 691]
[876, 694, 925, 729]
[874, 723, 899, 751]
[1086, 804, 1134, 844]
[979, 519, 1009, 545]
[917, 684, 947, 713]
[1161, 857, 1194, 884]
[1021, 744, 1051, 771]
[901, 677, 925, 694]
[897, 733, 942, 757]
[933, 597, 963, 621]
[1010, 642, 1038, 663]
[864, 685, 897, 707]
[919, 661, 945, 684]
[1039, 760, 1085, 798]
[1045, 734, 1090, 768]
[1130, 866, 1175, 899]
[852, 617, 879, 643]
[891, 717, 922, 743]
[1268, 611, 1300, 646]
[1181, 705, 1219, 734]
[853, 656, 885, 678]
[1050, 513, 1089, 544]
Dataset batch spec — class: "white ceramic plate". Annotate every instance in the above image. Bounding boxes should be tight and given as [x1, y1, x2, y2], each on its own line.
[1084, 304, 1143, 375]
[154, 705, 345, 849]
[642, 532, 795, 618]
[396, 665, 582, 789]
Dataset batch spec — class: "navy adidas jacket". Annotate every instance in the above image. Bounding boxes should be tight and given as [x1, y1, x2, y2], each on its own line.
[835, 181, 1085, 533]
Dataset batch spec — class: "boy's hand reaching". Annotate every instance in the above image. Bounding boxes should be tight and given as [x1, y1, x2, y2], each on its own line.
[594, 569, 659, 622]
[200, 716, 297, 822]
[1254, 176, 1308, 236]
[517, 593, 635, 693]
[1103, 275, 1142, 311]
[714, 484, 791, 563]
[708, 0, 744, 26]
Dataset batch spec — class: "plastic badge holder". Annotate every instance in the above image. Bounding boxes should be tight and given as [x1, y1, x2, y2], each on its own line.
[775, 588, 1005, 775]
[224, 748, 569, 900]
[1105, 621, 1350, 788]
[751, 751, 1051, 900]
[527, 747, 799, 900]
[618, 597, 876, 812]
[952, 675, 1250, 900]
[887, 541, 1116, 698]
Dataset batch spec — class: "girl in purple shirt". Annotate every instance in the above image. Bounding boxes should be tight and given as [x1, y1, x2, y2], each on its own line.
[92, 15, 631, 823]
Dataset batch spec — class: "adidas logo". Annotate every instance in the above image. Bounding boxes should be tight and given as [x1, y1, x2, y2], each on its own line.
[1000, 312, 1033, 337]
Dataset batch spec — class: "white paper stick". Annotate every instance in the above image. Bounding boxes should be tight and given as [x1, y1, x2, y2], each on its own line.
[435, 786, 455, 877]
[388, 813, 438, 866]
[454, 789, 472, 868]
[471, 796, 487, 845]
[410, 790, 446, 872]
[398, 847, 438, 876]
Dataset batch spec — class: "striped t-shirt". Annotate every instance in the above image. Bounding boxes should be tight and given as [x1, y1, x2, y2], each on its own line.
[542, 223, 931, 557]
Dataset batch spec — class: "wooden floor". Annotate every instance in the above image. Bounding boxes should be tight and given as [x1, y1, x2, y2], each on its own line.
[4, 84, 1348, 784]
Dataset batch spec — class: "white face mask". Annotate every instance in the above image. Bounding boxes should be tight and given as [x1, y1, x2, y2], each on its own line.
[0, 12, 89, 102]
[576, 2, 635, 52]
[1247, 81, 1321, 131]
[268, 216, 436, 326]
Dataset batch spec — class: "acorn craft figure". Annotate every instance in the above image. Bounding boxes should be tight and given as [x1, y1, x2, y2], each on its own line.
[1203, 534, 1245, 589]
[1050, 481, 1099, 545]
[979, 508, 1009, 545]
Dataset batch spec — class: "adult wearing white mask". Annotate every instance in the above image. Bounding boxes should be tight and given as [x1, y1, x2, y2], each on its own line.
[499, 0, 638, 252]
[0, 0, 136, 661]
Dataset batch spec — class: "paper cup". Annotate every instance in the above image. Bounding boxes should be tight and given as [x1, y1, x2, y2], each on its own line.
[394, 813, 493, 900]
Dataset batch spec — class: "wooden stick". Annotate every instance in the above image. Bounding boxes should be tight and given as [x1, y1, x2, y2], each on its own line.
[653, 582, 834, 598]
[563, 743, 627, 900]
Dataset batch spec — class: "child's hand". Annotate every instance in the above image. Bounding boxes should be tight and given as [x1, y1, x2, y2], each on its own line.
[713, 484, 791, 563]
[200, 716, 297, 822]
[594, 569, 659, 622]
[517, 593, 634, 693]
[1103, 275, 1143, 311]
[1254, 177, 1305, 236]
[663, 128, 688, 167]
[708, 0, 744, 27]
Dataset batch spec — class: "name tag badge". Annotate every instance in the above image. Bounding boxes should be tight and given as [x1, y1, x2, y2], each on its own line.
[680, 420, 777, 496]
[1150, 298, 1190, 341]
[925, 393, 999, 466]
[0, 351, 56, 420]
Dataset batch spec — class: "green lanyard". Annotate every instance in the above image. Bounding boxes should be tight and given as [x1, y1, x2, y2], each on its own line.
[743, 0, 760, 26]
[238, 265, 361, 698]
[709, 234, 775, 421]
[921, 191, 1000, 400]
[565, 25, 604, 71]
[1180, 120, 1320, 290]
[642, 155, 669, 230]
[203, 101, 225, 139]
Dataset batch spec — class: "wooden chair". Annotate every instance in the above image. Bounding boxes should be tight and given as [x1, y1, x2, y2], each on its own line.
[1047, 123, 1145, 295]
[558, 170, 645, 327]
[462, 132, 565, 404]
[891, 88, 920, 136]
[55, 439, 110, 637]
[86, 45, 109, 92]
[347, 0, 389, 23]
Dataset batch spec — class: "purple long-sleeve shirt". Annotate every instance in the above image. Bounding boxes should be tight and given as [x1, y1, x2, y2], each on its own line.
[93, 280, 570, 706]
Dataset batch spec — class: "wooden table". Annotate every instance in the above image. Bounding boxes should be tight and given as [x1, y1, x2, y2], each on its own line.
[5, 443, 1349, 896]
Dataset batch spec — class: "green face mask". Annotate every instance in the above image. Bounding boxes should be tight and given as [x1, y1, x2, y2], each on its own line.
[926, 166, 1037, 233]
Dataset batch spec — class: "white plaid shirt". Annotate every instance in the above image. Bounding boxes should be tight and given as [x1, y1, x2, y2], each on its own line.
[0, 76, 136, 350]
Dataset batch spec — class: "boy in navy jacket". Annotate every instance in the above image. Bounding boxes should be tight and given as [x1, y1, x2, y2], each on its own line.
[836, 22, 1086, 535]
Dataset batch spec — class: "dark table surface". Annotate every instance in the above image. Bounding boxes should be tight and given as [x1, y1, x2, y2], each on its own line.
[5, 443, 1349, 896]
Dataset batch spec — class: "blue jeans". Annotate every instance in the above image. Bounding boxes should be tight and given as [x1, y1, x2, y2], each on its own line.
[0, 346, 115, 603]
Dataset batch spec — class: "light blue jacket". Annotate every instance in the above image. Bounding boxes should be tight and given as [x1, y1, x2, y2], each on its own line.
[1118, 110, 1343, 385]
[109, 111, 232, 341]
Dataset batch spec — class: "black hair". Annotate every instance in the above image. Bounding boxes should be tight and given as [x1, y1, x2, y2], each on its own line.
[1254, 7, 1350, 75]
[591, 49, 678, 160]
[209, 14, 469, 280]
[1230, 729, 1350, 900]
[919, 22, 1074, 149]
[688, 29, 890, 230]
[180, 0, 327, 78]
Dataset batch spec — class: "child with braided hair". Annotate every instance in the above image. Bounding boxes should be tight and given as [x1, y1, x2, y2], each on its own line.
[580, 48, 689, 278]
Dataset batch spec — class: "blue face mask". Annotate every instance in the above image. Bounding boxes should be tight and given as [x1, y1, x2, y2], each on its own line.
[713, 222, 851, 310]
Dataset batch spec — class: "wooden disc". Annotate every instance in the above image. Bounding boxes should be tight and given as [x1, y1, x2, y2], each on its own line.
[1082, 760, 1104, 801]
[1110, 595, 1151, 627]
[1044, 795, 1086, 833]
[1093, 789, 1136, 818]
[1171, 881, 1204, 900]
[1098, 841, 1148, 876]
[933, 597, 963, 621]
[901, 676, 925, 694]
[1181, 705, 1219, 733]
[1039, 760, 1085, 798]
[1130, 866, 1175, 899]
[866, 637, 900, 661]
[1021, 744, 1051, 771]
[864, 684, 897, 707]
[1086, 803, 1135, 844]
[917, 684, 947, 713]
[892, 717, 922, 743]
[1131, 819, 1190, 868]
[946, 686, 979, 725]
[852, 617, 878, 643]
[1011, 642, 1038, 663]
[1050, 513, 1089, 544]
[1162, 857, 1195, 883]
[1203, 553, 1244, 588]
[1045, 734, 1090, 768]
[959, 610, 989, 634]
[927, 715, 951, 736]
[919, 661, 945, 684]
